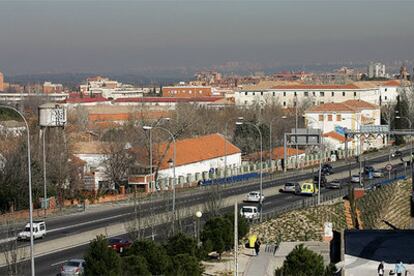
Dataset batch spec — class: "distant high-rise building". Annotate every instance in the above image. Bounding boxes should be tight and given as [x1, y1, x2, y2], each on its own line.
[399, 65, 409, 80]
[0, 72, 4, 92]
[368, 62, 386, 79]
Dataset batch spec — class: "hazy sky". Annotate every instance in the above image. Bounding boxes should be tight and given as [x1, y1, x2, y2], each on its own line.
[1, 0, 414, 75]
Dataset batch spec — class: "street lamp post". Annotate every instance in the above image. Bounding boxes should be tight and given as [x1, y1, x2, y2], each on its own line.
[195, 211, 202, 246]
[304, 116, 324, 205]
[224, 117, 244, 178]
[0, 105, 35, 276]
[42, 126, 48, 217]
[344, 117, 362, 185]
[236, 121, 263, 221]
[396, 116, 413, 178]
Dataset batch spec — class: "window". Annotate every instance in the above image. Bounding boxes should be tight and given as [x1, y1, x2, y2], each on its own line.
[385, 96, 388, 100]
[283, 92, 286, 97]
[354, 92, 357, 97]
[385, 88, 388, 92]
[283, 101, 286, 107]
[328, 114, 333, 121]
[331, 92, 334, 97]
[304, 91, 309, 97]
[319, 114, 324, 121]
[252, 92, 255, 96]
[336, 114, 341, 121]
[312, 91, 316, 96]
[273, 92, 275, 96]
[342, 92, 345, 96]
[245, 92, 248, 95]
[320, 92, 324, 97]
[261, 91, 263, 96]
[320, 101, 324, 104]
[294, 92, 297, 96]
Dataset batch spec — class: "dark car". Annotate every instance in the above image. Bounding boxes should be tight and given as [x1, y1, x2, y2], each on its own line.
[321, 164, 333, 175]
[392, 150, 402, 158]
[313, 175, 327, 187]
[108, 238, 132, 253]
[326, 180, 342, 189]
[364, 166, 375, 175]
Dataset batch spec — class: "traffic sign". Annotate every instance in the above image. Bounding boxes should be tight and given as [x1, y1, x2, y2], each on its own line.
[385, 164, 393, 171]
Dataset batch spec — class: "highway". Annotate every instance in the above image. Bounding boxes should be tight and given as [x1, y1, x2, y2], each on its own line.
[1, 147, 412, 275]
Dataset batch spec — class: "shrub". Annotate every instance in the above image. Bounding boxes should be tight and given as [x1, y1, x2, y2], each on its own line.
[84, 235, 121, 276]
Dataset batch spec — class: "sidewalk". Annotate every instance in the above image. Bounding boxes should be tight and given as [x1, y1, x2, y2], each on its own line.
[244, 245, 278, 276]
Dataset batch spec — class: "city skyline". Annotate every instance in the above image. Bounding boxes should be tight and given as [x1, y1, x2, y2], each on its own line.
[1, 1, 414, 75]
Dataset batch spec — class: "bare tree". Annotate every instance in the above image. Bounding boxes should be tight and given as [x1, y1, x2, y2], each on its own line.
[0, 219, 28, 275]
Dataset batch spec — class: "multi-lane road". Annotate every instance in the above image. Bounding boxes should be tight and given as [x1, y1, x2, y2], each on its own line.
[1, 147, 412, 275]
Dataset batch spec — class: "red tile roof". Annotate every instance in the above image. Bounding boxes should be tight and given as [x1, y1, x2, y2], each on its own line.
[271, 84, 359, 90]
[382, 80, 401, 87]
[323, 131, 350, 143]
[306, 100, 379, 113]
[133, 133, 240, 169]
[244, 146, 305, 161]
[65, 96, 109, 104]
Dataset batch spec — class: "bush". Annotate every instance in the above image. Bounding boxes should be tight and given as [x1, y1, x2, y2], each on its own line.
[224, 213, 250, 239]
[275, 244, 329, 276]
[126, 239, 172, 275]
[171, 253, 204, 276]
[200, 216, 233, 258]
[165, 232, 199, 259]
[122, 255, 151, 276]
[84, 235, 121, 276]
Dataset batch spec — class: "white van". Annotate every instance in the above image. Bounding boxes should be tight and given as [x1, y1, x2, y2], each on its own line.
[17, 221, 46, 241]
[240, 206, 260, 220]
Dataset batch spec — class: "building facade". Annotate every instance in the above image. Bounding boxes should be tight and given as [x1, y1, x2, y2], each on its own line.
[162, 86, 212, 98]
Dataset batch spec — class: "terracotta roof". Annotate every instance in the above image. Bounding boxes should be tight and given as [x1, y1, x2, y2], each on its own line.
[306, 100, 379, 113]
[66, 96, 109, 104]
[132, 133, 240, 169]
[89, 111, 170, 122]
[323, 131, 350, 143]
[271, 84, 359, 90]
[382, 80, 401, 87]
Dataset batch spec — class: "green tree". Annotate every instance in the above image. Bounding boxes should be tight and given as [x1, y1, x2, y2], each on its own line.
[233, 121, 270, 154]
[165, 233, 199, 258]
[200, 216, 233, 258]
[126, 239, 172, 275]
[224, 213, 250, 240]
[393, 95, 410, 145]
[275, 244, 328, 276]
[171, 253, 204, 276]
[122, 255, 151, 276]
[84, 235, 121, 276]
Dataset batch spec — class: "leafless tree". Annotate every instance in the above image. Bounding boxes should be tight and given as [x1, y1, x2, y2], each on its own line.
[0, 219, 28, 275]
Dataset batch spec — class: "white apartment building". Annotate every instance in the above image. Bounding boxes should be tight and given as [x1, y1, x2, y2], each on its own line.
[368, 62, 386, 78]
[235, 82, 404, 108]
[80, 77, 144, 99]
[304, 100, 383, 152]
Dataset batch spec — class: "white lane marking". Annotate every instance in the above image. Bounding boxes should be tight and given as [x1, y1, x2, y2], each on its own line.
[50, 260, 67, 267]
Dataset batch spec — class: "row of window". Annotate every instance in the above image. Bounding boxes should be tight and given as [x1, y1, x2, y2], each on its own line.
[318, 114, 342, 122]
[243, 91, 358, 97]
[169, 90, 205, 95]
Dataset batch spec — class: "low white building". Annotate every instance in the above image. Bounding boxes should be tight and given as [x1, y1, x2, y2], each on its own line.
[304, 100, 383, 152]
[72, 141, 110, 190]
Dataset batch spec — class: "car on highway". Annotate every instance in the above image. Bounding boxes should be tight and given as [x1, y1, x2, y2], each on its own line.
[240, 206, 260, 220]
[300, 182, 318, 196]
[326, 180, 342, 189]
[245, 191, 264, 203]
[108, 238, 132, 253]
[364, 166, 375, 175]
[321, 164, 333, 175]
[351, 174, 363, 183]
[279, 182, 301, 194]
[392, 150, 402, 158]
[59, 259, 85, 276]
[17, 221, 46, 241]
[313, 175, 327, 187]
[372, 170, 385, 178]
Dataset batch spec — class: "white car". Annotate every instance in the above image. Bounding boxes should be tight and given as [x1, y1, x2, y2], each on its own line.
[372, 170, 385, 178]
[60, 259, 85, 276]
[351, 174, 362, 183]
[245, 191, 264, 203]
[240, 206, 260, 220]
[17, 221, 46, 241]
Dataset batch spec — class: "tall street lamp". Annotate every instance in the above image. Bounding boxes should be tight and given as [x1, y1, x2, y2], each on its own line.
[344, 117, 362, 184]
[224, 117, 244, 178]
[236, 121, 263, 221]
[304, 115, 323, 205]
[0, 105, 35, 276]
[396, 116, 413, 178]
[195, 211, 202, 246]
